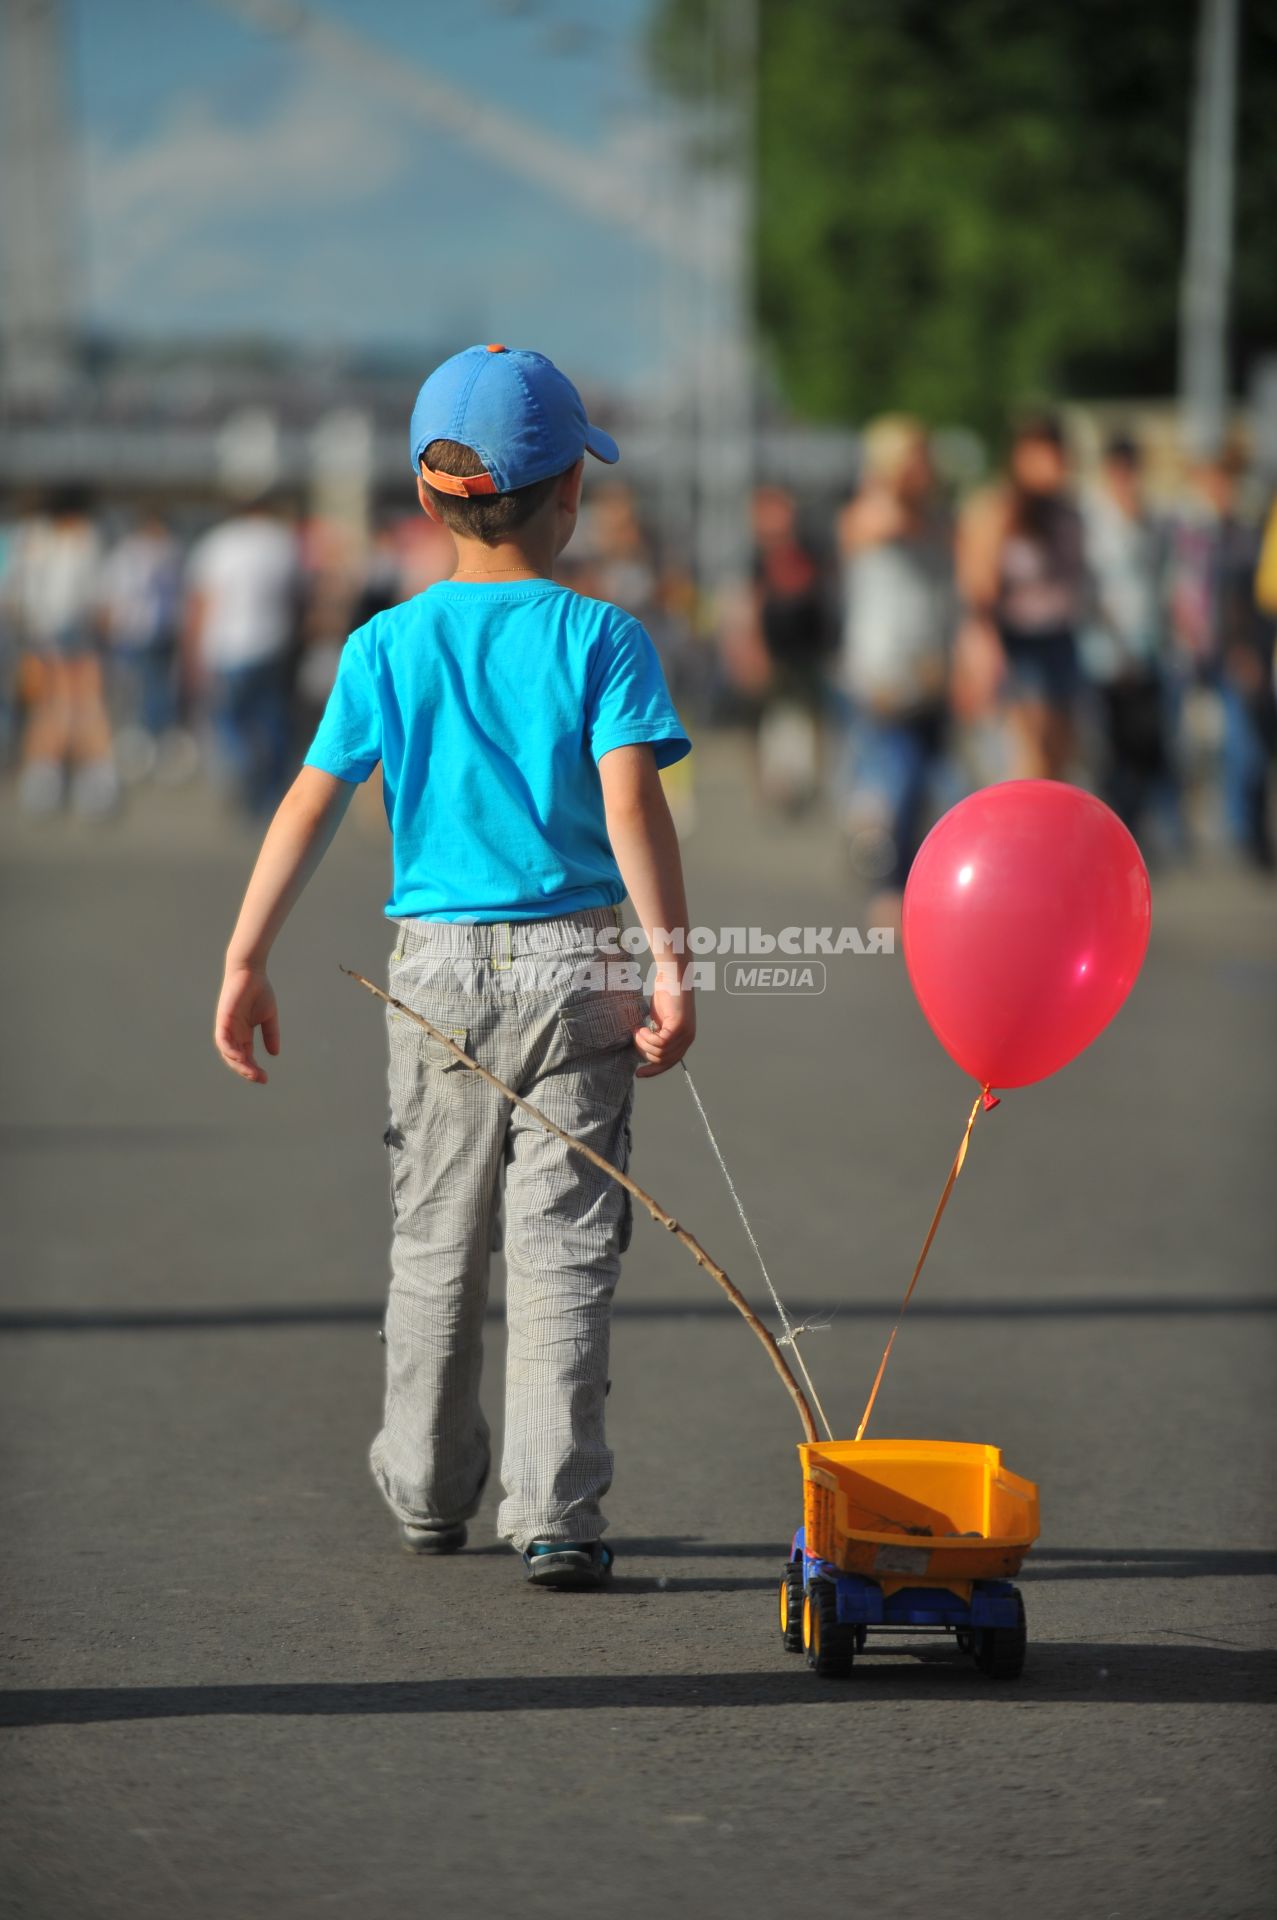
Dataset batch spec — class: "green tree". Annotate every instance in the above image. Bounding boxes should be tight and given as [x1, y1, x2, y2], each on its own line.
[649, 0, 1277, 433]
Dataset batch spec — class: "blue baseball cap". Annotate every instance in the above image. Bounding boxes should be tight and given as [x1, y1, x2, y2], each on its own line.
[409, 343, 620, 495]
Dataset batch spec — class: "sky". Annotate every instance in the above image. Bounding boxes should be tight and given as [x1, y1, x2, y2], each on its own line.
[64, 0, 691, 392]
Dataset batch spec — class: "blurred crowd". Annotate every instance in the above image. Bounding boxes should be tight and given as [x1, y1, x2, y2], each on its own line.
[0, 481, 708, 828]
[749, 415, 1277, 904]
[2, 415, 1275, 906]
[0, 487, 432, 822]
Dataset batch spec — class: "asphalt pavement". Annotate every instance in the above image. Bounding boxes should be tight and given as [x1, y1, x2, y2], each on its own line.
[2, 738, 1275, 1920]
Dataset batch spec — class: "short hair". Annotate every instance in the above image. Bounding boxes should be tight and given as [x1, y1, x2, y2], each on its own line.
[47, 482, 93, 518]
[1103, 431, 1141, 468]
[1011, 410, 1066, 451]
[420, 438, 564, 542]
[861, 413, 927, 485]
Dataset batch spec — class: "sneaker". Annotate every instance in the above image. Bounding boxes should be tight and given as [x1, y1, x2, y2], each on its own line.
[70, 758, 121, 819]
[114, 725, 158, 785]
[154, 728, 200, 788]
[399, 1520, 467, 1556]
[19, 759, 65, 816]
[522, 1540, 614, 1590]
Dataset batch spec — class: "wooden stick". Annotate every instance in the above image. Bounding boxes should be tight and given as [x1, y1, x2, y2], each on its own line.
[341, 966, 819, 1443]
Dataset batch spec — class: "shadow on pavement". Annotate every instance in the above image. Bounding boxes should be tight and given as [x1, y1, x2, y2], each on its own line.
[1026, 1547, 1277, 1580]
[2, 1295, 1275, 1333]
[624, 1541, 1277, 1581]
[609, 1575, 775, 1594]
[0, 1123, 235, 1153]
[3, 1643, 1274, 1725]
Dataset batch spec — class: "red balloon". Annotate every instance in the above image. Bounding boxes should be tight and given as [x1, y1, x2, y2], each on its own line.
[902, 781, 1151, 1090]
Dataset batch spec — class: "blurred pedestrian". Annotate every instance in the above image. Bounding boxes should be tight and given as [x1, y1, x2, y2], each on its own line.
[294, 515, 408, 747]
[1081, 433, 1180, 850]
[351, 516, 406, 630]
[184, 495, 301, 817]
[99, 507, 187, 784]
[1258, 492, 1277, 635]
[836, 415, 954, 901]
[751, 485, 832, 810]
[0, 508, 20, 769]
[589, 486, 660, 623]
[1167, 448, 1274, 870]
[10, 486, 119, 817]
[586, 485, 698, 833]
[958, 413, 1091, 780]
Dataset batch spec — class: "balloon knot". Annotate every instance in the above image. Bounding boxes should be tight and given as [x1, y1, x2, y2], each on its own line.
[981, 1090, 1001, 1111]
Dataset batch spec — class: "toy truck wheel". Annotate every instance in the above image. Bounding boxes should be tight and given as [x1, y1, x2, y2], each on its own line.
[803, 1578, 857, 1679]
[779, 1560, 805, 1653]
[974, 1593, 1027, 1680]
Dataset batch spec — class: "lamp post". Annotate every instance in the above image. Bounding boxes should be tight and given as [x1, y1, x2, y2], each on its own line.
[1179, 0, 1239, 460]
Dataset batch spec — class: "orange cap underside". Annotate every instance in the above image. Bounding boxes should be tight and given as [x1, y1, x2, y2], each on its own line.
[419, 461, 499, 497]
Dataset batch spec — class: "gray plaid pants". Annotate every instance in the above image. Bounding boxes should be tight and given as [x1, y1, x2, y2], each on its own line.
[370, 907, 642, 1551]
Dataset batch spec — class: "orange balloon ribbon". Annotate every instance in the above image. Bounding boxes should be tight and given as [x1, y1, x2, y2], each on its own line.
[854, 1084, 999, 1442]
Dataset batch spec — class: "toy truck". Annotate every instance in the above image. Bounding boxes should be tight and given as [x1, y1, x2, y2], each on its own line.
[779, 1439, 1039, 1680]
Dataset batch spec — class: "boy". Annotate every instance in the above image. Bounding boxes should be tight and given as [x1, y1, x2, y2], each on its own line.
[214, 344, 694, 1590]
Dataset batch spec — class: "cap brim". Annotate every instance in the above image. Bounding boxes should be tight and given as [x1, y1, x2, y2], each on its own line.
[584, 423, 620, 465]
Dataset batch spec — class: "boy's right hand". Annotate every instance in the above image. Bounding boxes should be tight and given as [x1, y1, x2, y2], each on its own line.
[214, 963, 281, 1085]
[635, 982, 696, 1079]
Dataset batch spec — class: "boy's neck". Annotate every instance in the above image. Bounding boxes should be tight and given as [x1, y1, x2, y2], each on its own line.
[448, 530, 557, 584]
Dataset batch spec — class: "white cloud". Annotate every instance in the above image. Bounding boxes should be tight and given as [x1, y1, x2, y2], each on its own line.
[84, 60, 412, 313]
[75, 42, 673, 381]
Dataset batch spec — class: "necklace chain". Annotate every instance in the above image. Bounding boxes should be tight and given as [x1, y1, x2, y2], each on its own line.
[450, 567, 546, 582]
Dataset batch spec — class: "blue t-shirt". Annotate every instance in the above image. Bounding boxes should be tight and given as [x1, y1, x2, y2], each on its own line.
[303, 577, 691, 922]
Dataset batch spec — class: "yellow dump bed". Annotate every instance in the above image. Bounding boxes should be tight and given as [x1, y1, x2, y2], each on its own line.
[800, 1438, 1039, 1586]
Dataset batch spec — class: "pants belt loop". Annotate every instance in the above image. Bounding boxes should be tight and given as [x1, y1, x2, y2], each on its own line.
[492, 921, 513, 971]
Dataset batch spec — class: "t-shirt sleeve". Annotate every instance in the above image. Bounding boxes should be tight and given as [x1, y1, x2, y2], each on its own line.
[587, 615, 691, 770]
[302, 629, 382, 783]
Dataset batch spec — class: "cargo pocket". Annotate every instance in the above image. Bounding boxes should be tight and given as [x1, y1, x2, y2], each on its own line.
[387, 941, 472, 1071]
[382, 1119, 405, 1221]
[379, 1119, 405, 1345]
[421, 1019, 470, 1071]
[556, 990, 646, 1061]
[387, 1007, 471, 1071]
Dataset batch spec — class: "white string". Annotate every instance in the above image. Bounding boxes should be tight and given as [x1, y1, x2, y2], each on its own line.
[680, 1062, 835, 1439]
[782, 1315, 834, 1342]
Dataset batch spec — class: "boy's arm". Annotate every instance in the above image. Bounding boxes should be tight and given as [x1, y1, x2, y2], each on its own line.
[214, 766, 356, 1084]
[598, 744, 695, 1078]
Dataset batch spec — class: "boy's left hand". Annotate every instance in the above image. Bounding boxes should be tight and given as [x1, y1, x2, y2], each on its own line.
[214, 964, 281, 1085]
[635, 982, 696, 1078]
